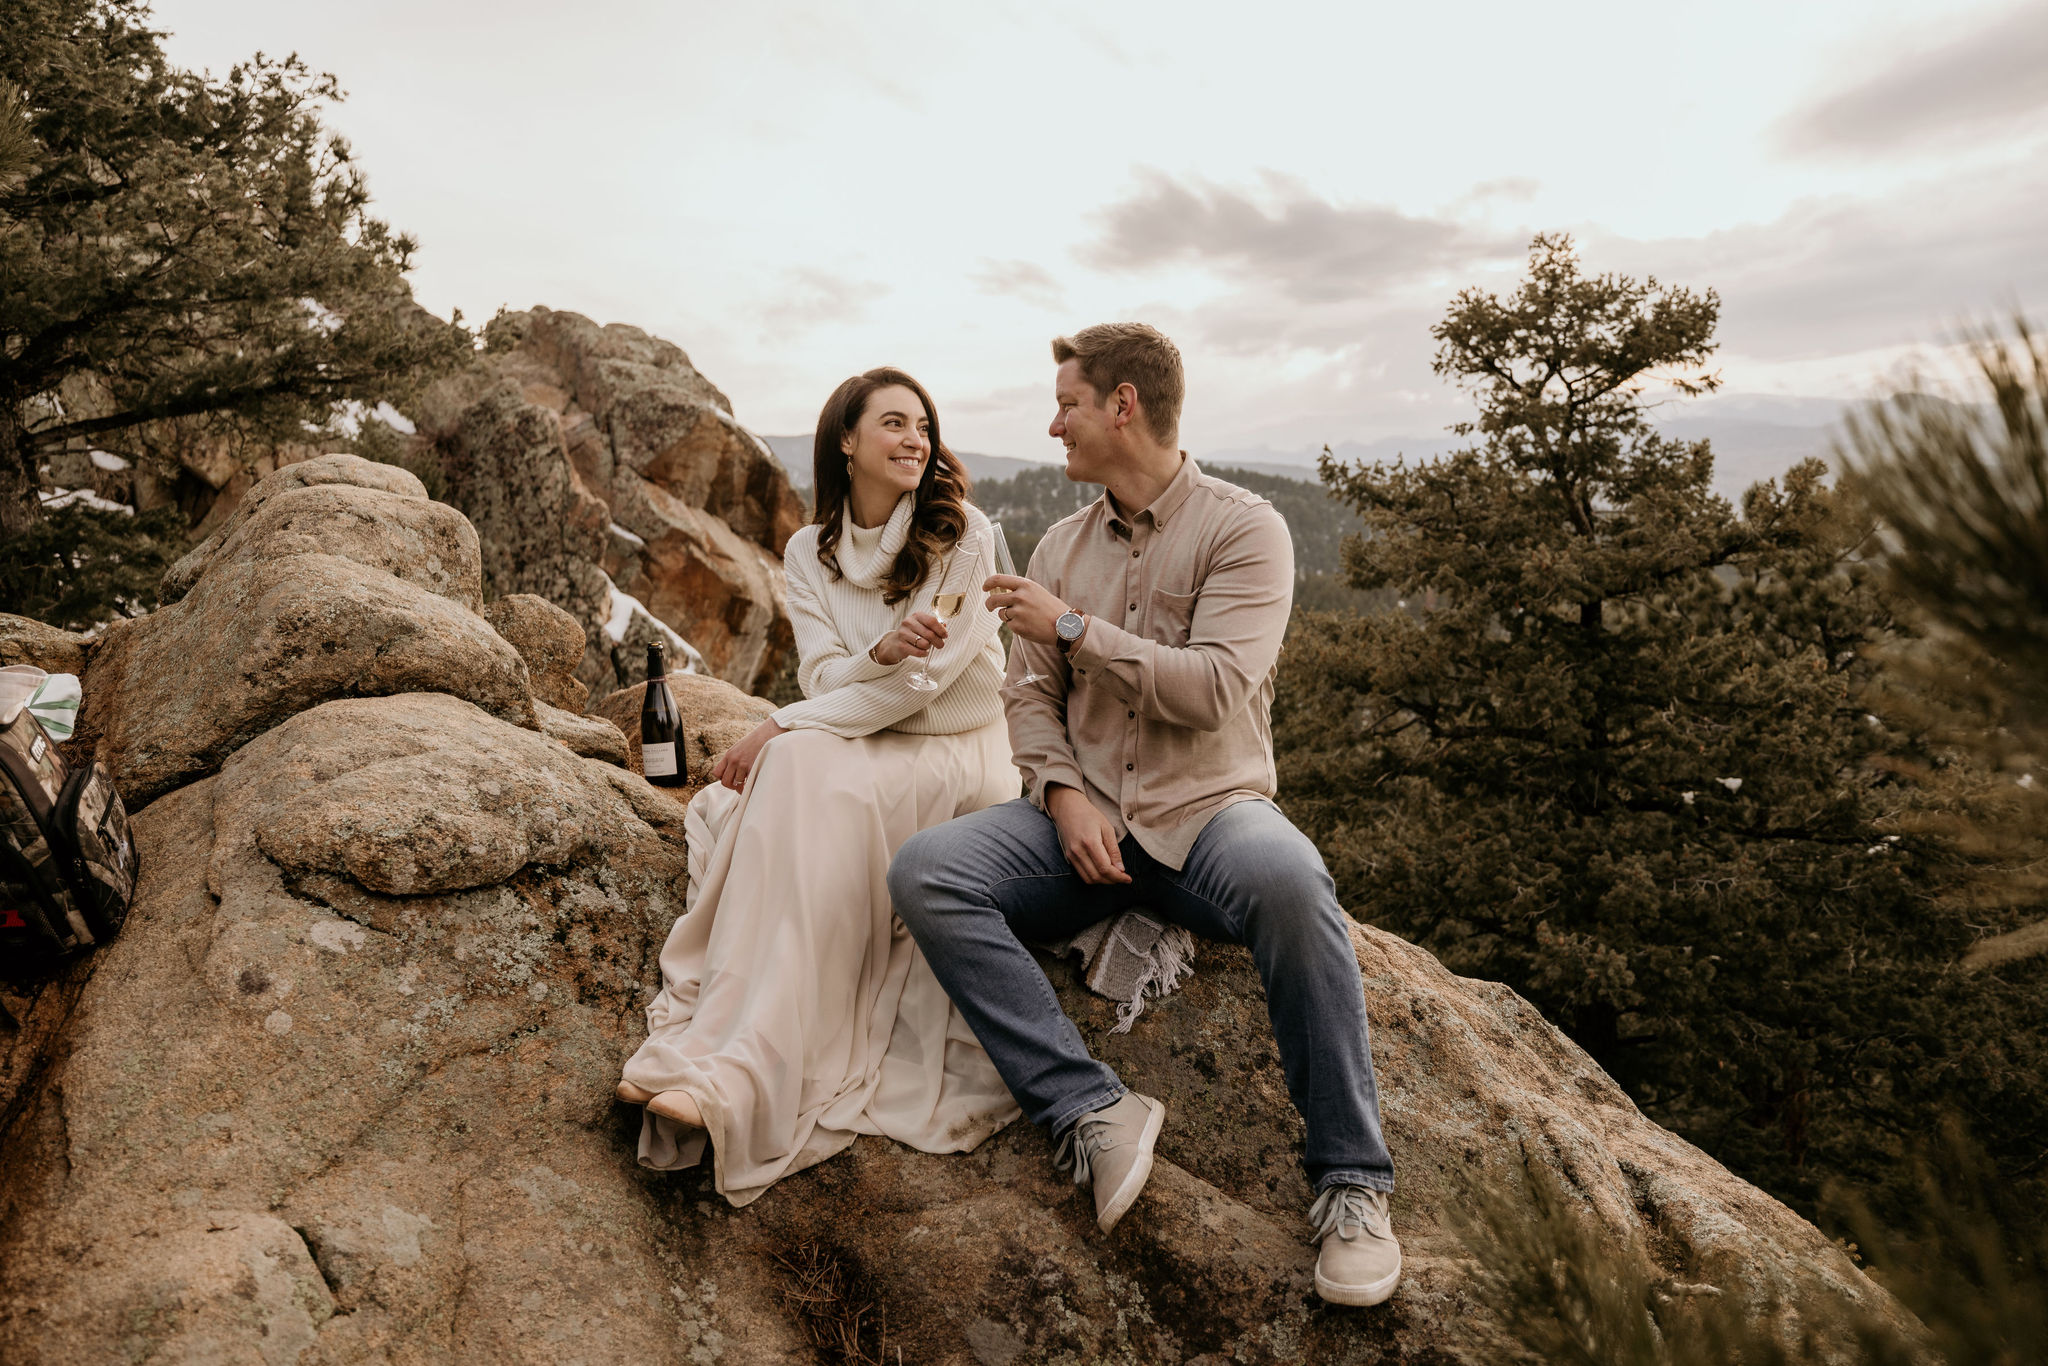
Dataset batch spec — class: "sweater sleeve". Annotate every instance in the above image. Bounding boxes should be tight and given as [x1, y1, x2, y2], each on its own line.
[772, 522, 1001, 738]
[782, 538, 898, 697]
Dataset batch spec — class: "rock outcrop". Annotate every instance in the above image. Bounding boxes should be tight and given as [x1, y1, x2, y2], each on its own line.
[79, 456, 535, 810]
[0, 460, 1902, 1364]
[0, 614, 88, 676]
[481, 594, 591, 713]
[416, 307, 802, 698]
[158, 454, 468, 608]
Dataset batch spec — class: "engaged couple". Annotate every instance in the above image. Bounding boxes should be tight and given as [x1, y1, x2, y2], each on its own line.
[613, 324, 1402, 1308]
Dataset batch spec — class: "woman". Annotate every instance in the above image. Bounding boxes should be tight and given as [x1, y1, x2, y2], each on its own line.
[615, 367, 1021, 1206]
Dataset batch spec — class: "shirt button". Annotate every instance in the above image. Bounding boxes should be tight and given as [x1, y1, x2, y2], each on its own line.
[1127, 710, 1135, 719]
[1126, 763, 1135, 771]
[1131, 551, 1140, 559]
[1128, 603, 1137, 611]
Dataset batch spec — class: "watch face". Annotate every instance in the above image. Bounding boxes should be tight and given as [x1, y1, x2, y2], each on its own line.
[1057, 611, 1084, 641]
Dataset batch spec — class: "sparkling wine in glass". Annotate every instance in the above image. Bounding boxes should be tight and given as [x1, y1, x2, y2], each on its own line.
[907, 590, 967, 692]
[987, 521, 1048, 687]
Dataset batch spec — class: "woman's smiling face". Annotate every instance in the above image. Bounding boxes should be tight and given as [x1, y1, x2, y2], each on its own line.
[843, 383, 931, 503]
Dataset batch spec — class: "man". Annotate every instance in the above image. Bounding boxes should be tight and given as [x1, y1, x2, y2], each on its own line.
[887, 323, 1401, 1307]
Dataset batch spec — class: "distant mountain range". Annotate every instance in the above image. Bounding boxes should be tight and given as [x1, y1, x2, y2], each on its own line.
[764, 395, 1860, 504]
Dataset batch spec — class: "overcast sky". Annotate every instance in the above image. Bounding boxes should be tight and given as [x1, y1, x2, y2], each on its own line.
[154, 0, 2048, 460]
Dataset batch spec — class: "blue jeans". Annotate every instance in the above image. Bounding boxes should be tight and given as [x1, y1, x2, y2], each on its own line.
[889, 798, 1394, 1195]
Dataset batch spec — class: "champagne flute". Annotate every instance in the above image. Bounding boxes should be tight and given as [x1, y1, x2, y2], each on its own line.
[987, 521, 1048, 687]
[907, 549, 965, 691]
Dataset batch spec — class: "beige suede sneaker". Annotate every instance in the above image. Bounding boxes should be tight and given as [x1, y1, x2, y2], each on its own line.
[1311, 1185, 1402, 1306]
[1054, 1091, 1165, 1233]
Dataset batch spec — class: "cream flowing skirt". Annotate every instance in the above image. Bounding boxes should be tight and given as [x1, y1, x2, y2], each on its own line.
[622, 721, 1024, 1206]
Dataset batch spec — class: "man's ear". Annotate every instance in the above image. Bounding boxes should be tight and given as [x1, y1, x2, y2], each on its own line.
[1113, 382, 1139, 431]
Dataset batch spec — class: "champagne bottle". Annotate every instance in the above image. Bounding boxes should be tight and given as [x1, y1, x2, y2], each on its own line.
[641, 643, 685, 787]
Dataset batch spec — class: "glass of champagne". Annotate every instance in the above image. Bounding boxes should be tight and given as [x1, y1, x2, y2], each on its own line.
[907, 549, 966, 691]
[988, 521, 1047, 686]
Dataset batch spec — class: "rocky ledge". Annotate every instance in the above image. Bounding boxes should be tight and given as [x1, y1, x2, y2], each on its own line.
[0, 458, 1897, 1364]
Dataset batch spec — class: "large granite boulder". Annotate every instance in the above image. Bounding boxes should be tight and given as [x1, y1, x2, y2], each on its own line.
[0, 614, 88, 675]
[0, 762, 1900, 1364]
[158, 453, 439, 605]
[418, 307, 800, 698]
[482, 594, 591, 712]
[79, 455, 537, 809]
[0, 697, 739, 1365]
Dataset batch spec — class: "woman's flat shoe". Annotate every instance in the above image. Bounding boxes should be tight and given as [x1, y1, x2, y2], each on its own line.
[615, 1080, 657, 1105]
[647, 1090, 703, 1127]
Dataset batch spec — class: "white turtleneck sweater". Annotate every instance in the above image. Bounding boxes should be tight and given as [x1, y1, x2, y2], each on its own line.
[769, 495, 1007, 738]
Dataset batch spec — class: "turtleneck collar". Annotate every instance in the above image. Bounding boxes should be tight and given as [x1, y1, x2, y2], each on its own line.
[835, 492, 916, 590]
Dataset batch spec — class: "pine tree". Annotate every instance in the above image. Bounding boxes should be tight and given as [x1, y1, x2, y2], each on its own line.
[1842, 325, 2048, 969]
[0, 0, 468, 536]
[1276, 236, 2043, 1218]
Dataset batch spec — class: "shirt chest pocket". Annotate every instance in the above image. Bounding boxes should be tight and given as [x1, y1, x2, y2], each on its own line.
[1148, 588, 1198, 648]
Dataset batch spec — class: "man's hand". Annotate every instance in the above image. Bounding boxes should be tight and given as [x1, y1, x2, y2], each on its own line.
[1046, 784, 1130, 885]
[870, 611, 949, 666]
[710, 717, 786, 792]
[983, 574, 1069, 647]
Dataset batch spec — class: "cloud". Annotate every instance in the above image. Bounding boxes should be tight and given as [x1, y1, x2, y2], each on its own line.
[1602, 157, 2048, 361]
[1050, 149, 2048, 454]
[756, 267, 889, 340]
[970, 258, 1066, 308]
[1778, 3, 2048, 156]
[1081, 169, 1520, 304]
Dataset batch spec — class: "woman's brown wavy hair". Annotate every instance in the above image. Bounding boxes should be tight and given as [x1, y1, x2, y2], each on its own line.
[811, 367, 973, 605]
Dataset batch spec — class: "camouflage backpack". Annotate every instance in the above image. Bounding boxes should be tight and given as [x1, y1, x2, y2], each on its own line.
[0, 666, 136, 964]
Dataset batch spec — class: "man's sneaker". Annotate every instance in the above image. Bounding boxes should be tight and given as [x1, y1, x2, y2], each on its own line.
[1054, 1091, 1165, 1233]
[1310, 1185, 1402, 1306]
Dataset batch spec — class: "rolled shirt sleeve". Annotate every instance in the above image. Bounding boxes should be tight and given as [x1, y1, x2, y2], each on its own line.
[1066, 505, 1293, 733]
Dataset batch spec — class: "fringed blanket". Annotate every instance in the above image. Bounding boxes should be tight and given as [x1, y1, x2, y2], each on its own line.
[1039, 911, 1198, 1033]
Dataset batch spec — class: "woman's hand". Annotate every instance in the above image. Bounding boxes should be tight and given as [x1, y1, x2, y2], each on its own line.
[870, 611, 950, 667]
[710, 718, 787, 792]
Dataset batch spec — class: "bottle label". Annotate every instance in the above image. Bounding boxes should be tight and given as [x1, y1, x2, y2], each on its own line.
[642, 741, 679, 777]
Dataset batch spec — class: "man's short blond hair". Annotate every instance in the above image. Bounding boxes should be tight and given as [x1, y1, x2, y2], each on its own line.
[1051, 323, 1184, 445]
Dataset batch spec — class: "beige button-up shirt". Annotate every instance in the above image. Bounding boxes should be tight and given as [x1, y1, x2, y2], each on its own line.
[1005, 456, 1293, 870]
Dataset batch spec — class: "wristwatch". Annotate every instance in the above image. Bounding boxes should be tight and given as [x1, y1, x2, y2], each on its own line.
[1055, 609, 1087, 654]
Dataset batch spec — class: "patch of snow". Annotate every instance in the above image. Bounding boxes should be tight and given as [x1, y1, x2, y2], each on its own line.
[711, 408, 777, 461]
[88, 449, 130, 472]
[40, 486, 134, 515]
[1681, 791, 1697, 805]
[609, 522, 647, 549]
[2021, 773, 2036, 789]
[301, 296, 343, 335]
[329, 398, 419, 439]
[601, 574, 706, 674]
[603, 581, 637, 644]
[1717, 777, 1743, 793]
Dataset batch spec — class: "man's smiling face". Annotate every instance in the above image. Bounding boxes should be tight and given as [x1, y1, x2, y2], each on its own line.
[1049, 358, 1114, 485]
